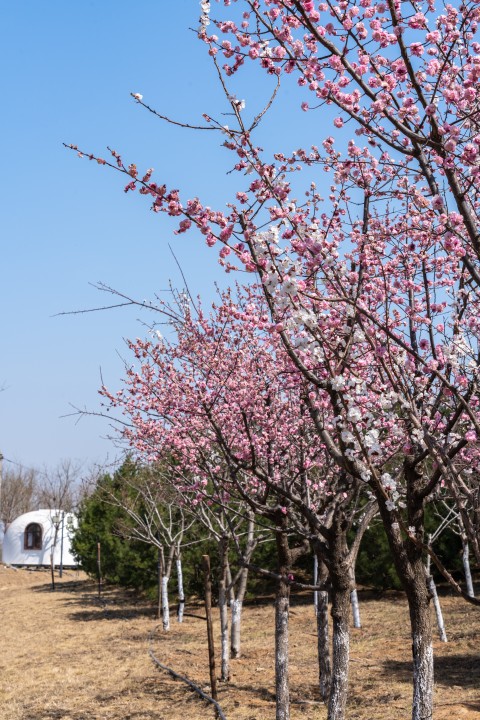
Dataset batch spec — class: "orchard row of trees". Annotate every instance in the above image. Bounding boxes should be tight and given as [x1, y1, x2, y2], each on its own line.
[93, 285, 478, 720]
[69, 2, 480, 719]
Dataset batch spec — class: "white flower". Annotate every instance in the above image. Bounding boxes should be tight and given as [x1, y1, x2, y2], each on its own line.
[132, 93, 143, 101]
[380, 392, 397, 410]
[365, 429, 379, 447]
[331, 375, 347, 391]
[347, 406, 362, 422]
[199, 0, 210, 28]
[381, 473, 395, 490]
[283, 277, 298, 297]
[385, 500, 396, 511]
[341, 430, 355, 444]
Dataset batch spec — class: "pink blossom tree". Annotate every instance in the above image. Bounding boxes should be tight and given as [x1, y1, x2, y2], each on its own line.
[68, 3, 480, 718]
[101, 287, 379, 720]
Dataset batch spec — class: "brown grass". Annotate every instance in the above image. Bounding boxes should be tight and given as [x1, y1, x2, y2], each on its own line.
[0, 564, 479, 719]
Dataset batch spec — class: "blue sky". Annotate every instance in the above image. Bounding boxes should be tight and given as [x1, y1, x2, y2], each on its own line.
[0, 1, 332, 476]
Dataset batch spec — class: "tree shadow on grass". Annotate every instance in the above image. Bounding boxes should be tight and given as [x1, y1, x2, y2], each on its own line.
[381, 653, 480, 690]
[32, 577, 157, 621]
[67, 603, 156, 622]
[32, 579, 94, 594]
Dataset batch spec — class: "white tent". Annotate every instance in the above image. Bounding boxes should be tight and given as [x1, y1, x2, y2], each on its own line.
[2, 509, 77, 567]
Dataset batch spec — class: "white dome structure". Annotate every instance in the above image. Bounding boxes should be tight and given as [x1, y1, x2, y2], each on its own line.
[2, 509, 77, 567]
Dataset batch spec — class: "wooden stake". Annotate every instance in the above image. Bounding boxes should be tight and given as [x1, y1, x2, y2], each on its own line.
[202, 554, 218, 701]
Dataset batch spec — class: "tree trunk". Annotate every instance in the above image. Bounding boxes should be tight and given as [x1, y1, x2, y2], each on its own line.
[157, 545, 163, 621]
[376, 466, 435, 720]
[160, 544, 175, 632]
[275, 528, 291, 720]
[202, 554, 218, 701]
[176, 554, 185, 622]
[427, 574, 447, 642]
[327, 576, 351, 720]
[161, 575, 170, 631]
[406, 569, 434, 720]
[50, 549, 56, 591]
[317, 589, 331, 702]
[314, 554, 331, 702]
[350, 587, 361, 629]
[218, 535, 230, 681]
[461, 536, 475, 598]
[231, 598, 243, 659]
[230, 514, 254, 659]
[275, 572, 290, 720]
[425, 540, 447, 642]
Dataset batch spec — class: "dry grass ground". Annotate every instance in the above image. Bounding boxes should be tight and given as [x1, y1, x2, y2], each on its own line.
[0, 564, 479, 720]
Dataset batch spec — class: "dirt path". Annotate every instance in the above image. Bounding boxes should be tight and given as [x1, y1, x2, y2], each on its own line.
[0, 564, 479, 720]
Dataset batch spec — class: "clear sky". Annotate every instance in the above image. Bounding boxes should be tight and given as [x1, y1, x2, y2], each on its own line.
[0, 1, 329, 477]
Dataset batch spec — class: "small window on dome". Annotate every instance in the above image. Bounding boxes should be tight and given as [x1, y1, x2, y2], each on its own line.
[24, 523, 42, 550]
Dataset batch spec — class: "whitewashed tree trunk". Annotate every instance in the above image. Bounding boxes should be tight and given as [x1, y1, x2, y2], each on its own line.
[462, 537, 475, 597]
[427, 574, 447, 642]
[410, 600, 434, 720]
[161, 573, 172, 632]
[225, 563, 243, 658]
[275, 573, 290, 720]
[218, 535, 230, 681]
[157, 544, 164, 621]
[425, 542, 447, 642]
[327, 580, 350, 720]
[274, 526, 292, 720]
[161, 575, 170, 631]
[231, 598, 243, 659]
[230, 514, 255, 659]
[350, 586, 361, 629]
[159, 544, 175, 632]
[231, 562, 250, 658]
[176, 554, 185, 622]
[457, 517, 475, 597]
[402, 554, 434, 720]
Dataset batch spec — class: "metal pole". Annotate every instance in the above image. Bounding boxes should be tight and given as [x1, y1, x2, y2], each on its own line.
[59, 511, 64, 578]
